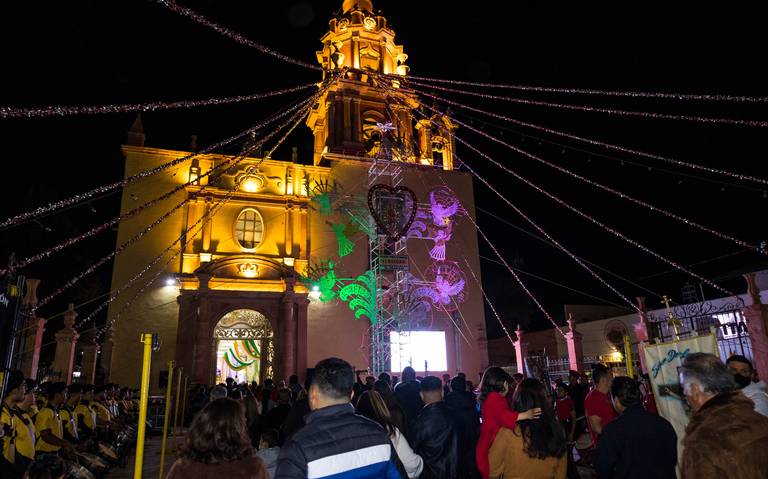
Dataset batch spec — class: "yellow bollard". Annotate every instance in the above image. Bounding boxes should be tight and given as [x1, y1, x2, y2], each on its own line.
[158, 361, 175, 479]
[171, 368, 183, 452]
[624, 335, 635, 379]
[180, 376, 188, 430]
[134, 334, 154, 479]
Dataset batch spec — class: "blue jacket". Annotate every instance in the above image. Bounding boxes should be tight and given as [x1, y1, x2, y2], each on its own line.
[274, 403, 404, 479]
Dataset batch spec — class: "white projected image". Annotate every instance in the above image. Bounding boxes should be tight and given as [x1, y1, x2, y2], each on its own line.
[390, 330, 447, 372]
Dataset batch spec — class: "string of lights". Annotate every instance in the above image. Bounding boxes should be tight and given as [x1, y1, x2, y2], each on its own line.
[450, 131, 735, 298]
[406, 79, 768, 128]
[452, 111, 767, 196]
[4, 91, 323, 274]
[156, 0, 321, 71]
[0, 82, 315, 119]
[85, 78, 337, 338]
[0, 90, 314, 231]
[405, 74, 768, 103]
[33, 92, 318, 314]
[406, 84, 768, 186]
[441, 108, 765, 255]
[462, 256, 516, 346]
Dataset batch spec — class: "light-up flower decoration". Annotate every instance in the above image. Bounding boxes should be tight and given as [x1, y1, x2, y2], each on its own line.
[338, 270, 377, 324]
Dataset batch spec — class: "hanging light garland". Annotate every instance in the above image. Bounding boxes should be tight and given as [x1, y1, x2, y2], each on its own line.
[156, 0, 321, 71]
[0, 82, 315, 119]
[406, 79, 768, 128]
[0, 90, 315, 231]
[405, 74, 768, 103]
[435, 107, 765, 256]
[408, 85, 768, 187]
[87, 77, 338, 339]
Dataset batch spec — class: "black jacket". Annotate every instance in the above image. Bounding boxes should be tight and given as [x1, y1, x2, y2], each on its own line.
[394, 380, 423, 432]
[274, 403, 404, 479]
[410, 402, 459, 479]
[595, 404, 677, 479]
[444, 391, 480, 479]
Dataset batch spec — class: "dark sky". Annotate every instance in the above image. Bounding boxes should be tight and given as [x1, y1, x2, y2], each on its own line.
[1, 1, 766, 341]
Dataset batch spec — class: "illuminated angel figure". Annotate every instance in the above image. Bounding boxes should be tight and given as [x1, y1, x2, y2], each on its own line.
[376, 121, 396, 133]
[434, 273, 465, 307]
[317, 261, 338, 302]
[429, 223, 452, 261]
[430, 191, 459, 226]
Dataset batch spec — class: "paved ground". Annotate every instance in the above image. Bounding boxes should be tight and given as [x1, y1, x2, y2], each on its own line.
[110, 430, 185, 479]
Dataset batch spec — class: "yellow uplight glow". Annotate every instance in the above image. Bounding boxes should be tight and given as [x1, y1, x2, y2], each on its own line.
[242, 177, 260, 193]
[610, 350, 623, 363]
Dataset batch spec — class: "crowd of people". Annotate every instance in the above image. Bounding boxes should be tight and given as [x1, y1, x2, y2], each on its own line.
[4, 351, 768, 478]
[1, 372, 140, 479]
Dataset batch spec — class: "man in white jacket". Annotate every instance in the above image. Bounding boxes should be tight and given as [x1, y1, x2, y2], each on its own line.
[727, 355, 768, 417]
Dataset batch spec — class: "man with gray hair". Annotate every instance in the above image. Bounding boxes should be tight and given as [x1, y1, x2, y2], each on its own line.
[679, 353, 768, 478]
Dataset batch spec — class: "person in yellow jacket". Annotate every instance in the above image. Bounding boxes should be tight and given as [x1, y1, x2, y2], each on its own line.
[92, 385, 113, 426]
[12, 380, 38, 470]
[60, 384, 82, 443]
[34, 382, 73, 454]
[75, 384, 97, 440]
[0, 370, 26, 479]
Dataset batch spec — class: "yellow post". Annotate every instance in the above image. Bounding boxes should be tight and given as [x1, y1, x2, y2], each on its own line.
[158, 360, 175, 479]
[171, 368, 183, 452]
[134, 333, 154, 479]
[180, 376, 189, 430]
[624, 335, 635, 379]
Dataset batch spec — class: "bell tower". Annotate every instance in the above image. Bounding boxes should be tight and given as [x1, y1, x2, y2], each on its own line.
[306, 1, 456, 170]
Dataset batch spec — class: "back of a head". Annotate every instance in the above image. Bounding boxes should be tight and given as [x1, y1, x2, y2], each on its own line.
[312, 357, 354, 401]
[450, 375, 467, 393]
[277, 388, 292, 404]
[373, 379, 392, 397]
[611, 376, 642, 408]
[512, 378, 566, 460]
[591, 363, 611, 386]
[480, 366, 511, 400]
[183, 398, 251, 464]
[681, 352, 737, 395]
[401, 366, 416, 382]
[210, 385, 228, 401]
[356, 390, 396, 435]
[420, 376, 443, 400]
[378, 372, 391, 385]
[28, 454, 66, 479]
[289, 374, 299, 385]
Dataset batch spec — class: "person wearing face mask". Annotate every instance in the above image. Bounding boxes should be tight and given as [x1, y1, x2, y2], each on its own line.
[726, 354, 768, 417]
[679, 353, 768, 479]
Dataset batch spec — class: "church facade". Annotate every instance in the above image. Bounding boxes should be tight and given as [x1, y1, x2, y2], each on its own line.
[105, 0, 489, 391]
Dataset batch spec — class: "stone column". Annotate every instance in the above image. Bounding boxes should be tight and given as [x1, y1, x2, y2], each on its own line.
[513, 325, 529, 376]
[52, 304, 79, 384]
[565, 314, 584, 372]
[280, 288, 296, 381]
[100, 327, 115, 384]
[633, 296, 651, 374]
[27, 316, 47, 380]
[79, 340, 100, 384]
[296, 298, 309, 383]
[742, 273, 768, 379]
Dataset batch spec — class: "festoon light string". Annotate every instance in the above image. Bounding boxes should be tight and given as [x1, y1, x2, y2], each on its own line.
[156, 0, 321, 72]
[429, 101, 765, 255]
[3, 91, 318, 275]
[83, 78, 337, 338]
[0, 87, 314, 231]
[405, 74, 768, 104]
[406, 79, 768, 128]
[375, 80, 567, 336]
[33, 82, 330, 314]
[408, 90, 737, 297]
[407, 85, 768, 187]
[0, 82, 315, 119]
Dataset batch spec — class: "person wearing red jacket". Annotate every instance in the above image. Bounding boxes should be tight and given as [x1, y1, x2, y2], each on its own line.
[475, 367, 541, 479]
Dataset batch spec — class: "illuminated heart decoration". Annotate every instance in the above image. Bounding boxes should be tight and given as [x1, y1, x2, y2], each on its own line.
[367, 184, 418, 240]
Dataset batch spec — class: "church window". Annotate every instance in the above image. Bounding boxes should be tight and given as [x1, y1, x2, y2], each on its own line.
[235, 208, 264, 250]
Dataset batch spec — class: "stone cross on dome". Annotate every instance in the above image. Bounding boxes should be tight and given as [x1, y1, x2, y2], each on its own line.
[342, 0, 374, 13]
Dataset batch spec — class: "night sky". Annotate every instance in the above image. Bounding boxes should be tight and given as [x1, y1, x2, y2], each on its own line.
[1, 1, 766, 344]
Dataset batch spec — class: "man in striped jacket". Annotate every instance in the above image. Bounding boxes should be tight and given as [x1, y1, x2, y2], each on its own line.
[275, 357, 404, 479]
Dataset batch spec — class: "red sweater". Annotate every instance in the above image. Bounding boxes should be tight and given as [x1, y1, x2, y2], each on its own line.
[476, 391, 520, 479]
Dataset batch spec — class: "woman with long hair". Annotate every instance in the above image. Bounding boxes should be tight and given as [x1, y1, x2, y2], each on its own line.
[489, 378, 567, 478]
[372, 379, 406, 434]
[476, 367, 541, 479]
[356, 390, 423, 478]
[167, 398, 268, 479]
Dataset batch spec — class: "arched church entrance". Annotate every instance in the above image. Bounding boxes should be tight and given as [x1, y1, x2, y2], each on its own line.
[213, 309, 274, 384]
